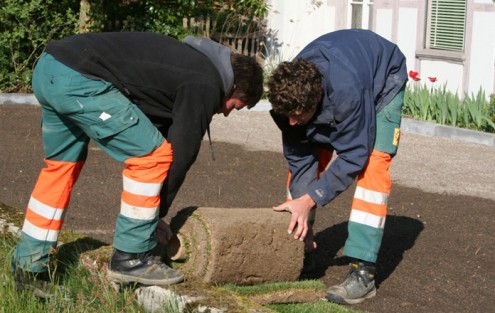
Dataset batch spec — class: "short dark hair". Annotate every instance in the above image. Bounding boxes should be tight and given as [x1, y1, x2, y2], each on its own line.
[268, 58, 323, 114]
[230, 53, 264, 108]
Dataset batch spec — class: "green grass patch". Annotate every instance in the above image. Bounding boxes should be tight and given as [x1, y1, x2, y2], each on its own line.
[222, 279, 326, 296]
[0, 233, 146, 312]
[268, 301, 357, 313]
[221, 280, 361, 313]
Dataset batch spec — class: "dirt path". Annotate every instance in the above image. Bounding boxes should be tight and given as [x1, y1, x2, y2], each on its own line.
[1, 105, 494, 312]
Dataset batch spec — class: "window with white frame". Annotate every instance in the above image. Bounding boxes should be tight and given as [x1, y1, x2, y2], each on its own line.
[349, 0, 374, 30]
[427, 0, 467, 52]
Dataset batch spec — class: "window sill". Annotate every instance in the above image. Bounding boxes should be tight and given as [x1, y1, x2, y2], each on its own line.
[416, 49, 465, 64]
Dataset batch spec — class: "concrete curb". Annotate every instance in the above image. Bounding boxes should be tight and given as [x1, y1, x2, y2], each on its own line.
[0, 93, 38, 106]
[2, 93, 494, 148]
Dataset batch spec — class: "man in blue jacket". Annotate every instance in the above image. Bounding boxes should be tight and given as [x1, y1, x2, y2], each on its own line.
[267, 29, 407, 305]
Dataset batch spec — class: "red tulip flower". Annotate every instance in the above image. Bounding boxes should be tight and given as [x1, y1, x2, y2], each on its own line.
[428, 77, 437, 83]
[409, 70, 421, 81]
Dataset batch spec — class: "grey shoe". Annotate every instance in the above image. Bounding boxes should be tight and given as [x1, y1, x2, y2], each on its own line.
[325, 261, 377, 305]
[107, 249, 184, 286]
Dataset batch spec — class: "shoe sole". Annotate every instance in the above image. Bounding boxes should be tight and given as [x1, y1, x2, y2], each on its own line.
[106, 269, 184, 286]
[325, 288, 377, 305]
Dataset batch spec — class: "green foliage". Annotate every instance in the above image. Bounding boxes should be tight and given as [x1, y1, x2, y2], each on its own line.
[0, 0, 79, 93]
[403, 83, 495, 133]
[81, 0, 198, 37]
[0, 0, 267, 93]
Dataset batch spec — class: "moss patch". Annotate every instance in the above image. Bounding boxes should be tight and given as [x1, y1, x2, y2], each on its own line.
[0, 202, 24, 227]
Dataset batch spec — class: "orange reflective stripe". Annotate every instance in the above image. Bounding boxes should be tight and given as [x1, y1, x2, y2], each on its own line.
[121, 190, 160, 208]
[31, 159, 84, 208]
[317, 148, 333, 178]
[124, 140, 173, 183]
[25, 208, 64, 231]
[285, 148, 334, 201]
[357, 150, 392, 193]
[286, 170, 292, 189]
[352, 198, 387, 217]
[351, 149, 392, 222]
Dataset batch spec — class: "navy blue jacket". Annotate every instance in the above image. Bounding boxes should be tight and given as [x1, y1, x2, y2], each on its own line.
[271, 29, 407, 206]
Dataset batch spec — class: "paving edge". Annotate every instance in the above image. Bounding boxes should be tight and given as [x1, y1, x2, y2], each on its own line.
[1, 93, 494, 148]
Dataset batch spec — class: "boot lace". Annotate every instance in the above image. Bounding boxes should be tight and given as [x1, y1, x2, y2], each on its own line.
[344, 266, 370, 288]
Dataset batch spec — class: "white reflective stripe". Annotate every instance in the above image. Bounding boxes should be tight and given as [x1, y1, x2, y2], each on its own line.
[123, 176, 162, 196]
[22, 219, 59, 242]
[349, 209, 386, 229]
[120, 200, 159, 220]
[286, 188, 293, 200]
[354, 186, 389, 205]
[28, 196, 65, 220]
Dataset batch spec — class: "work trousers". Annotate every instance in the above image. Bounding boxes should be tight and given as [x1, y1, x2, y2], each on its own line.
[13, 53, 171, 272]
[287, 88, 405, 264]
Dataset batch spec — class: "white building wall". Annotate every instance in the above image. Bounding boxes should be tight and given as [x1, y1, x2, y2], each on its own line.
[375, 8, 393, 40]
[397, 7, 419, 80]
[469, 11, 495, 95]
[420, 60, 464, 95]
[265, 0, 337, 61]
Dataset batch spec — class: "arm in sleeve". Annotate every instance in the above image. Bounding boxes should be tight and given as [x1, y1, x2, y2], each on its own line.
[159, 83, 221, 217]
[270, 110, 320, 200]
[307, 92, 375, 206]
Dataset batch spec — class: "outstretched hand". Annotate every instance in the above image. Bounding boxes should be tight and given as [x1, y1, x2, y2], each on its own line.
[273, 194, 317, 252]
[154, 219, 173, 246]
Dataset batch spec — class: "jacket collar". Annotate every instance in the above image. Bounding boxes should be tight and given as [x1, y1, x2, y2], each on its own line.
[183, 36, 234, 95]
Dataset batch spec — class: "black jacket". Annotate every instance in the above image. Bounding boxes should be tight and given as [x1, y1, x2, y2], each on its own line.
[45, 32, 234, 214]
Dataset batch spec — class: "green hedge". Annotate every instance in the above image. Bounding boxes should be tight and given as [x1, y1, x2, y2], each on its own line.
[0, 0, 267, 93]
[0, 0, 79, 92]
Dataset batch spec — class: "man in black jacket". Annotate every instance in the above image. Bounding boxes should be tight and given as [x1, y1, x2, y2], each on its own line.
[11, 32, 263, 297]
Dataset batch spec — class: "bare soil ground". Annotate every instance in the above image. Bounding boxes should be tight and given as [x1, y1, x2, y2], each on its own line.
[1, 105, 494, 313]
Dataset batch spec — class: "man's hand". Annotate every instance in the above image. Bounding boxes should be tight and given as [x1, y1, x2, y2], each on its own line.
[273, 194, 317, 251]
[154, 219, 173, 246]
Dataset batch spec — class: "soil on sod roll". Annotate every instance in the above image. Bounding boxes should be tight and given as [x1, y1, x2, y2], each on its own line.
[169, 206, 305, 285]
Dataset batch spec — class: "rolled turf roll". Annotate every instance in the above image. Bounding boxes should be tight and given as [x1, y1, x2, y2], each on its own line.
[168, 207, 305, 285]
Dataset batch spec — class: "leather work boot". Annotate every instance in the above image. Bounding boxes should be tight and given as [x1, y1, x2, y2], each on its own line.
[107, 249, 184, 286]
[12, 264, 57, 299]
[325, 261, 377, 305]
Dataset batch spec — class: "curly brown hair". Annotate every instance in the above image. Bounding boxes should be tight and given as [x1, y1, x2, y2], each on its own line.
[267, 59, 323, 114]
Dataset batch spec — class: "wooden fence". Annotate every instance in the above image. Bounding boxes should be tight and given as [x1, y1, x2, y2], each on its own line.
[182, 16, 265, 58]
